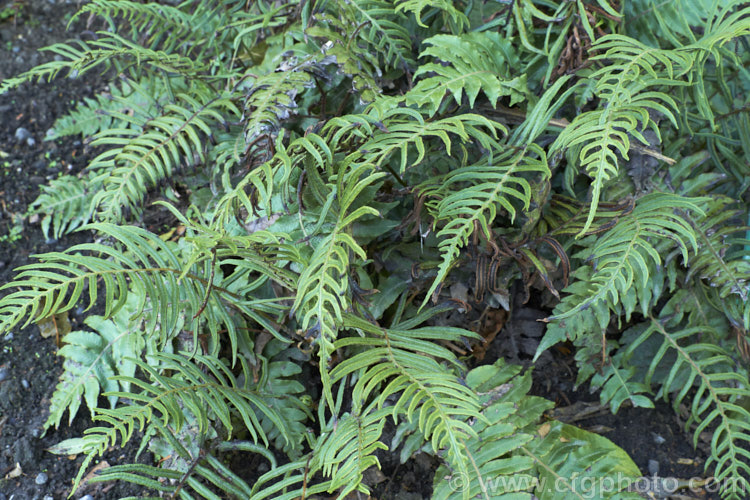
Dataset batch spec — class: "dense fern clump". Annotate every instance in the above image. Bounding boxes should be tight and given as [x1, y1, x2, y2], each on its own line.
[1, 0, 750, 498]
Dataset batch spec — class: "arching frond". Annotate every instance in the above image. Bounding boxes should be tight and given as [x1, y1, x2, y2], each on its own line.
[0, 32, 203, 94]
[0, 223, 286, 357]
[550, 193, 703, 322]
[419, 144, 548, 305]
[90, 91, 240, 220]
[552, 36, 690, 236]
[70, 0, 224, 55]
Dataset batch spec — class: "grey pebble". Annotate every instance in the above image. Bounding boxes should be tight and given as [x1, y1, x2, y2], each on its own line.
[5, 332, 13, 340]
[80, 496, 95, 500]
[652, 432, 666, 445]
[26, 137, 36, 147]
[0, 367, 8, 382]
[21, 379, 29, 389]
[648, 459, 659, 476]
[14, 127, 31, 142]
[35, 471, 48, 485]
[43, 496, 54, 500]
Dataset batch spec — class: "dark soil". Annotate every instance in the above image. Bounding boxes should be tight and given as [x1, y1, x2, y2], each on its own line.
[0, 2, 719, 499]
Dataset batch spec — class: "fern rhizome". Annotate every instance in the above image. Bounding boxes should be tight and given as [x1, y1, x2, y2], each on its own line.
[1, 0, 749, 498]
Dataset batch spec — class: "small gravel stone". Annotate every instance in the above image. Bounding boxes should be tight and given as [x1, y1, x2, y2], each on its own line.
[652, 432, 666, 445]
[0, 367, 9, 382]
[43, 495, 54, 500]
[14, 127, 31, 142]
[648, 459, 659, 476]
[35, 471, 48, 485]
[80, 495, 95, 500]
[21, 379, 29, 390]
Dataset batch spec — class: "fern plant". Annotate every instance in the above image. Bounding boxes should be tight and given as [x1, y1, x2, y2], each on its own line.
[2, 0, 750, 498]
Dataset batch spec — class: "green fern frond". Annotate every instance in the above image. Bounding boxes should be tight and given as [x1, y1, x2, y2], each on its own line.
[28, 173, 96, 240]
[420, 143, 548, 305]
[0, 223, 261, 355]
[90, 91, 240, 220]
[0, 32, 202, 94]
[293, 162, 385, 408]
[687, 196, 750, 302]
[406, 32, 528, 116]
[550, 193, 704, 322]
[91, 437, 278, 498]
[256, 358, 310, 456]
[71, 0, 219, 54]
[333, 314, 482, 498]
[395, 0, 469, 32]
[366, 107, 505, 174]
[46, 294, 145, 429]
[553, 36, 690, 236]
[54, 352, 291, 494]
[342, 0, 415, 71]
[247, 454, 338, 500]
[431, 361, 547, 499]
[591, 351, 655, 414]
[626, 317, 750, 498]
[46, 77, 183, 140]
[315, 407, 389, 497]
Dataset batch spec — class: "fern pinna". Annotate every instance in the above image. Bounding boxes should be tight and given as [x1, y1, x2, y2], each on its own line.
[1, 0, 750, 498]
